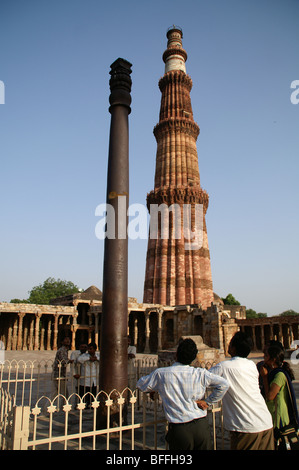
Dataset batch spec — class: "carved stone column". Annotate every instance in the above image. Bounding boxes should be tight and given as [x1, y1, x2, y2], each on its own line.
[34, 313, 42, 350]
[53, 313, 59, 350]
[94, 312, 99, 347]
[40, 324, 45, 350]
[12, 317, 18, 350]
[278, 324, 283, 345]
[6, 324, 13, 350]
[71, 324, 78, 350]
[144, 310, 150, 353]
[47, 320, 52, 350]
[134, 317, 138, 349]
[28, 317, 34, 350]
[270, 323, 274, 341]
[23, 324, 28, 350]
[289, 323, 294, 348]
[261, 325, 265, 351]
[17, 312, 25, 350]
[88, 312, 93, 343]
[157, 308, 164, 350]
[252, 326, 257, 351]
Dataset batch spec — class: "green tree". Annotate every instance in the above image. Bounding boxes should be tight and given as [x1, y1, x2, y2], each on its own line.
[27, 277, 80, 305]
[257, 312, 267, 318]
[10, 298, 30, 304]
[279, 309, 299, 317]
[246, 309, 267, 318]
[246, 308, 258, 318]
[222, 293, 241, 305]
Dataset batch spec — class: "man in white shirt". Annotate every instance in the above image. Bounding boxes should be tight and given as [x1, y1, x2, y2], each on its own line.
[70, 343, 88, 364]
[70, 343, 88, 395]
[137, 338, 229, 450]
[77, 342, 100, 408]
[210, 331, 274, 450]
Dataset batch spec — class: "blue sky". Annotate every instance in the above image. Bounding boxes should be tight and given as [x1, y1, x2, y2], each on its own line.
[0, 0, 298, 316]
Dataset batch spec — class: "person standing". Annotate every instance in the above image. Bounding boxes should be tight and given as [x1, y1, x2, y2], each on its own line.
[209, 331, 274, 450]
[260, 344, 298, 449]
[52, 337, 71, 398]
[70, 343, 88, 395]
[77, 342, 100, 408]
[256, 340, 284, 396]
[137, 338, 229, 450]
[70, 343, 88, 364]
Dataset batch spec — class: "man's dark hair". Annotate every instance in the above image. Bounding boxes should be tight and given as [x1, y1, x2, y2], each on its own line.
[88, 342, 97, 350]
[176, 338, 198, 365]
[230, 331, 253, 358]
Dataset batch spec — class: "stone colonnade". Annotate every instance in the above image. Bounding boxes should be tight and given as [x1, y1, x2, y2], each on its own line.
[3, 302, 298, 355]
[92, 303, 199, 353]
[126, 303, 230, 354]
[0, 303, 77, 351]
[1, 301, 234, 354]
[237, 317, 299, 351]
[71, 306, 100, 351]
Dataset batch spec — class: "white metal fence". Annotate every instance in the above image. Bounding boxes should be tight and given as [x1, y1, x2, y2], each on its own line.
[0, 358, 227, 450]
[0, 357, 162, 408]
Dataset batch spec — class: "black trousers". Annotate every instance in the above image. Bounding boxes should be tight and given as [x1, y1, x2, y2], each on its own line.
[166, 416, 212, 450]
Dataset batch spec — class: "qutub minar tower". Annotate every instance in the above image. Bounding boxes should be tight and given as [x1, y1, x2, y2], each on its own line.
[143, 26, 214, 310]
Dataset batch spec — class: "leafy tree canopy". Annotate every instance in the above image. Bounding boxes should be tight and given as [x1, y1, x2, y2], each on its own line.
[279, 309, 299, 316]
[246, 309, 267, 318]
[10, 277, 80, 305]
[246, 308, 257, 318]
[222, 293, 241, 305]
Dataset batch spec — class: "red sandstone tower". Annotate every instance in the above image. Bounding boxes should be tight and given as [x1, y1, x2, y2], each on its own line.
[143, 27, 214, 309]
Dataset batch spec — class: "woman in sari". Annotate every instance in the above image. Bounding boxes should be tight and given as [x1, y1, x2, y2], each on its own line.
[260, 345, 298, 449]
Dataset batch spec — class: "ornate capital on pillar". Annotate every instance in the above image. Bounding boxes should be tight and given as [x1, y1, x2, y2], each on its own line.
[109, 58, 132, 113]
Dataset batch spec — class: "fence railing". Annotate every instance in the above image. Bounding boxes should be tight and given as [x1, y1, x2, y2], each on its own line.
[0, 357, 218, 409]
[0, 358, 227, 450]
[0, 357, 163, 408]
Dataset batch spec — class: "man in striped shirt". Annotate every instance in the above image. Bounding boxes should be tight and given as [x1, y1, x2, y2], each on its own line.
[137, 338, 229, 450]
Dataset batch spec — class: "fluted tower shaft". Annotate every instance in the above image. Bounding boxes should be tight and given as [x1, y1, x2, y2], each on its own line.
[143, 27, 214, 309]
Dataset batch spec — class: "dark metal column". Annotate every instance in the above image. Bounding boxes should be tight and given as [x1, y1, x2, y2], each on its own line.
[99, 58, 132, 395]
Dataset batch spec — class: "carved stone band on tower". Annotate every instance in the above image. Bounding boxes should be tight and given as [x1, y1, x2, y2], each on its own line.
[143, 27, 214, 309]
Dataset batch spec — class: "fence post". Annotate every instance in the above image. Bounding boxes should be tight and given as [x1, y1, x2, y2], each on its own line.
[11, 406, 30, 450]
